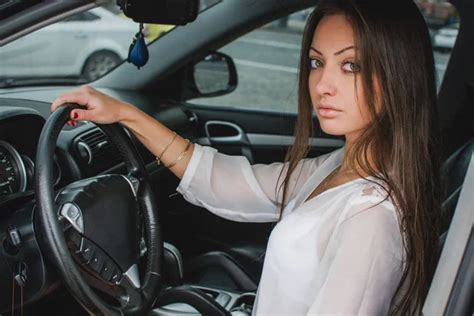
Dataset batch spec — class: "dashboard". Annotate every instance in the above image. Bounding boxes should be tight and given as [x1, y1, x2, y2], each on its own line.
[0, 101, 84, 209]
[0, 105, 56, 201]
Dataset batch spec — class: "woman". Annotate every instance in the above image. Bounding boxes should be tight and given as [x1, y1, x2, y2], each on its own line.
[51, 0, 442, 314]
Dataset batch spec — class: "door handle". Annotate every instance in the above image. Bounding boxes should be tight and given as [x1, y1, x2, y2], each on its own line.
[204, 121, 253, 163]
[204, 121, 250, 145]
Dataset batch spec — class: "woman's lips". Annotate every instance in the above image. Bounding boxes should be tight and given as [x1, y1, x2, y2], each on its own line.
[317, 106, 341, 118]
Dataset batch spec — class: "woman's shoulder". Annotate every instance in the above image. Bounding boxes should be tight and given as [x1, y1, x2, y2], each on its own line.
[343, 177, 399, 222]
[337, 179, 404, 260]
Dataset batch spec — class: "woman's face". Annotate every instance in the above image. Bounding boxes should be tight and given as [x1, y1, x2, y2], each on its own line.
[308, 14, 372, 142]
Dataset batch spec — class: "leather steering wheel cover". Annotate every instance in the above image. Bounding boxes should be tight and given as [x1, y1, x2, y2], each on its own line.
[35, 104, 162, 315]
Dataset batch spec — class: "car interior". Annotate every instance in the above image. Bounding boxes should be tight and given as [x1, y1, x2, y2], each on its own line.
[0, 0, 472, 315]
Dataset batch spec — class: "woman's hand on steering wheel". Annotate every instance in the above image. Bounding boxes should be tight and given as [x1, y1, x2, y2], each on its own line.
[51, 85, 137, 125]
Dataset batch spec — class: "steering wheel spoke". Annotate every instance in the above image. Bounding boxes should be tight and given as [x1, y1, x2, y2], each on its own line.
[121, 174, 140, 197]
[59, 203, 84, 233]
[64, 227, 146, 311]
[116, 264, 145, 309]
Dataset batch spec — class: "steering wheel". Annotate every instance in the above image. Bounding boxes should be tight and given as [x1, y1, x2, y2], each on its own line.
[35, 104, 162, 315]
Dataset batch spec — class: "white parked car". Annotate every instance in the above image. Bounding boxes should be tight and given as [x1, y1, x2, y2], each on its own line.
[0, 8, 138, 81]
[433, 23, 459, 53]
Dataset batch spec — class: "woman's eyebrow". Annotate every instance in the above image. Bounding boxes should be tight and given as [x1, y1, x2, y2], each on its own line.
[309, 45, 357, 56]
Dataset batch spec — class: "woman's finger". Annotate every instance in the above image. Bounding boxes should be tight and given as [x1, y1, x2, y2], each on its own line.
[70, 109, 93, 121]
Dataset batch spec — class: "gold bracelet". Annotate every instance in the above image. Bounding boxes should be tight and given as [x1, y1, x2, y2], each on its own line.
[166, 139, 191, 169]
[156, 131, 177, 166]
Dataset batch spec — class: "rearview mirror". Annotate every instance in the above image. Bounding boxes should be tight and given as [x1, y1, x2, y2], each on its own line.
[116, 0, 200, 25]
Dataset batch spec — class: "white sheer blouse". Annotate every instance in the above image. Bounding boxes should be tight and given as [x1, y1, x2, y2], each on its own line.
[176, 143, 405, 315]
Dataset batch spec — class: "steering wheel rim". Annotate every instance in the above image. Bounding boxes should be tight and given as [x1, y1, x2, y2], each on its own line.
[35, 103, 162, 315]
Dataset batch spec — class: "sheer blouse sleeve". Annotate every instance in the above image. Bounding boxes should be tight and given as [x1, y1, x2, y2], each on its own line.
[176, 143, 331, 223]
[306, 189, 405, 315]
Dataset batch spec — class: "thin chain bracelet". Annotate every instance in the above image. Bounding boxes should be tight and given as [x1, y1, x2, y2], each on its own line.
[155, 131, 177, 166]
[166, 139, 192, 169]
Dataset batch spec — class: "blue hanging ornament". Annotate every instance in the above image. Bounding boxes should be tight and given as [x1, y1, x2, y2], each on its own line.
[128, 23, 149, 69]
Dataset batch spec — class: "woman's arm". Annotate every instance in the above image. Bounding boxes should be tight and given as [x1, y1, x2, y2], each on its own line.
[51, 85, 192, 179]
[120, 106, 193, 179]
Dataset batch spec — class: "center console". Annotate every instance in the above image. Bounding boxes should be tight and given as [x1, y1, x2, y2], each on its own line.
[151, 285, 255, 315]
[150, 242, 256, 315]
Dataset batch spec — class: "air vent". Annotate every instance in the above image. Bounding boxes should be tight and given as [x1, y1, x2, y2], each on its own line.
[75, 128, 123, 175]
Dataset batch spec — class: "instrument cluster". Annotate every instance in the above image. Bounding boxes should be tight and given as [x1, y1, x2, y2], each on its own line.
[0, 140, 61, 197]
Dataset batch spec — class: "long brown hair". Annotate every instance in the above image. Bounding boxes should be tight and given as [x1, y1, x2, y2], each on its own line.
[276, 0, 443, 314]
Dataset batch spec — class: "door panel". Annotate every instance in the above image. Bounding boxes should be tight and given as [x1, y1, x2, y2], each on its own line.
[188, 104, 343, 162]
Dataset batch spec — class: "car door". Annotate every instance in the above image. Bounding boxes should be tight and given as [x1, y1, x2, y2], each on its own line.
[0, 12, 93, 78]
[46, 11, 99, 75]
[0, 25, 64, 77]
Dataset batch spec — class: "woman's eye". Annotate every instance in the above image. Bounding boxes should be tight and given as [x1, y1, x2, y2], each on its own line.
[309, 59, 323, 69]
[342, 61, 361, 73]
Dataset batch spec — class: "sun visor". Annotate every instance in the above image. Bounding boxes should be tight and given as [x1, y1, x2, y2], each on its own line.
[117, 0, 200, 25]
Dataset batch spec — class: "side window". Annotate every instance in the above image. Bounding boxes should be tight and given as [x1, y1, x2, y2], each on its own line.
[189, 8, 314, 114]
[415, 0, 459, 90]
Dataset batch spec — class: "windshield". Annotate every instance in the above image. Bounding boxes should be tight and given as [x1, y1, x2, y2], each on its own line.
[0, 0, 220, 88]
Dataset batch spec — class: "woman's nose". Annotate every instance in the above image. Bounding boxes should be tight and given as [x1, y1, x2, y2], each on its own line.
[314, 68, 337, 96]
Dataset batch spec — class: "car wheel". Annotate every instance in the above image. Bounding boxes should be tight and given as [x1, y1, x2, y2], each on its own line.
[82, 51, 121, 81]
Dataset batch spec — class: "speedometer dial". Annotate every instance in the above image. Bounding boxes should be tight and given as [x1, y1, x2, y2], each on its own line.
[0, 141, 27, 196]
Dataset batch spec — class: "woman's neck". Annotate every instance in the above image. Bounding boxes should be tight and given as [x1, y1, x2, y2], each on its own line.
[340, 134, 358, 171]
[340, 134, 377, 176]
